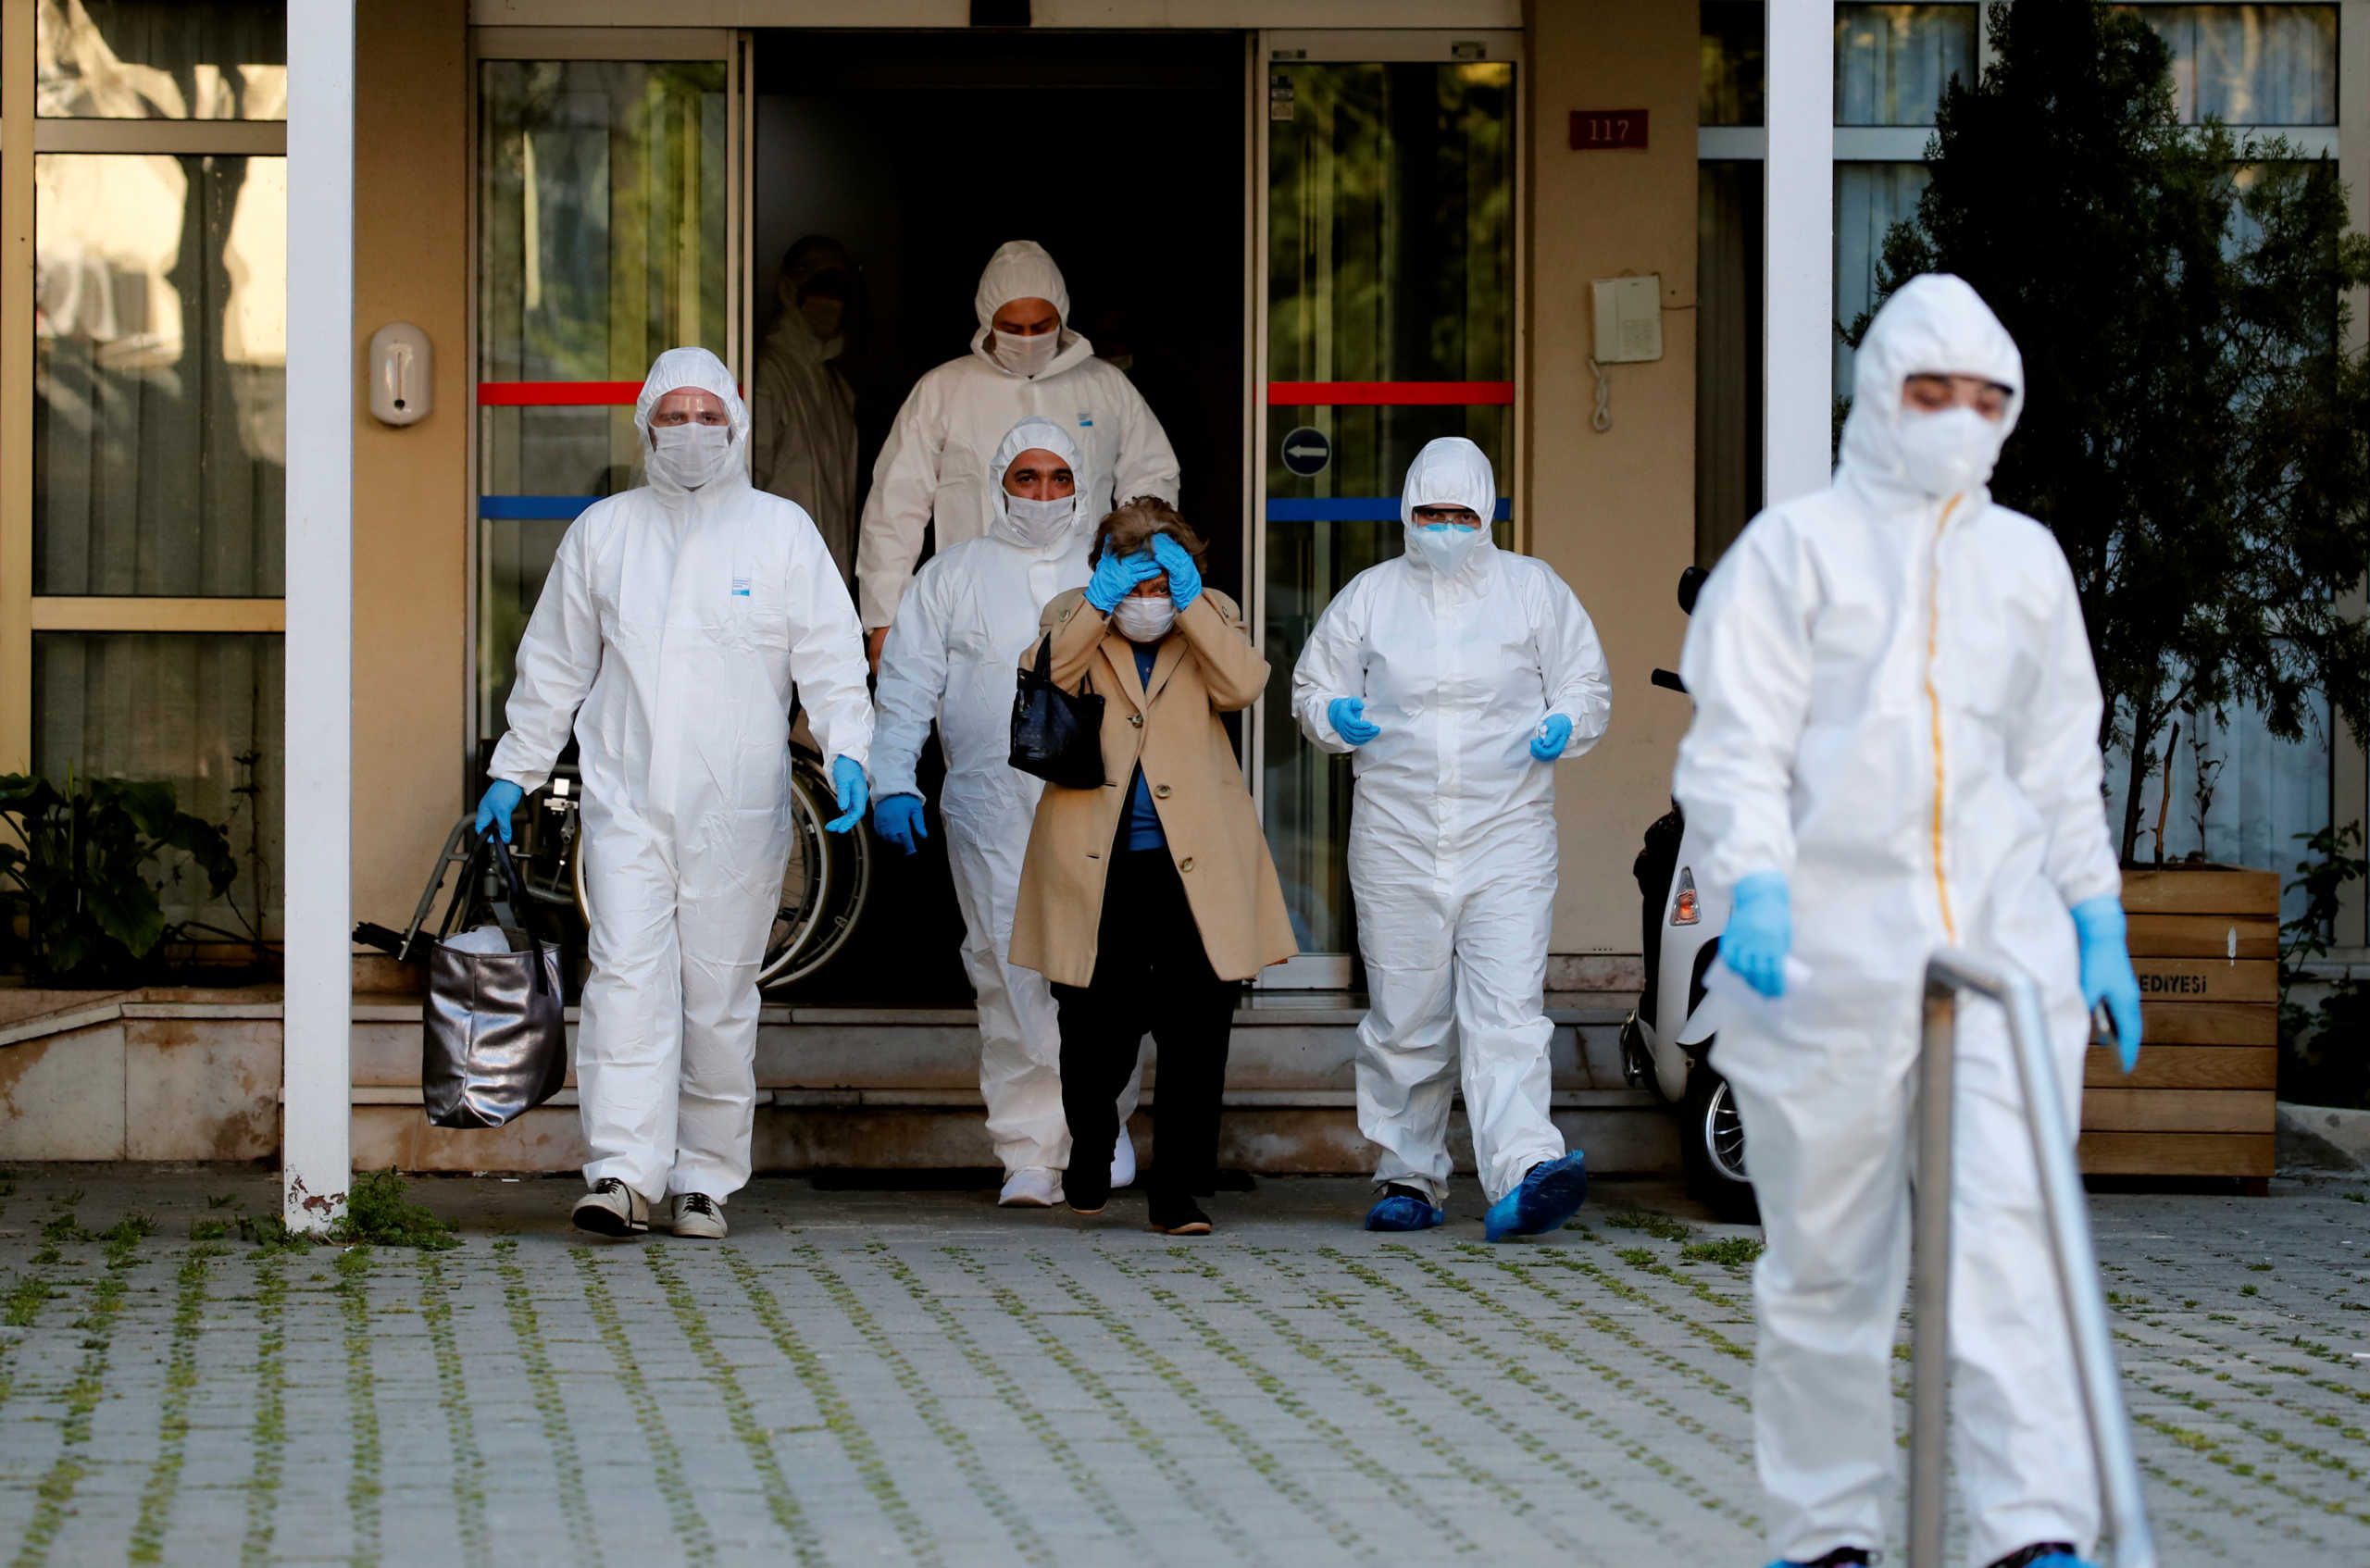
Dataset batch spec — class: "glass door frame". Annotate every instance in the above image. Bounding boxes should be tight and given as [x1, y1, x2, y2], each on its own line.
[464, 24, 753, 786]
[1248, 27, 1527, 989]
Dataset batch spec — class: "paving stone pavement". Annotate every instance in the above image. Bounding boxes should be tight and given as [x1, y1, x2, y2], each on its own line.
[0, 1164, 2364, 1567]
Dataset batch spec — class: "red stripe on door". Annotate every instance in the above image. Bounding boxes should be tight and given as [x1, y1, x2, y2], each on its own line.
[477, 381, 645, 406]
[1266, 381, 1515, 406]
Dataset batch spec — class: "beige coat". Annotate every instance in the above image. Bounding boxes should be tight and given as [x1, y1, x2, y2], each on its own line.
[1008, 587, 1298, 988]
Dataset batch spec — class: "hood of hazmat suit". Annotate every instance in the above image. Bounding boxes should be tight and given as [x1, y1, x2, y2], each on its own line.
[854, 242, 1179, 631]
[1290, 436, 1613, 1205]
[486, 345, 873, 1204]
[871, 413, 1097, 1173]
[1669, 276, 2118, 1566]
[753, 238, 859, 580]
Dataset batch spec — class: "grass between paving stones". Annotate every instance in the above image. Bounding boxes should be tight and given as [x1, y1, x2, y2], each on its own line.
[1027, 1245, 1371, 1558]
[793, 1241, 1053, 1567]
[240, 1255, 291, 1568]
[862, 1243, 1143, 1556]
[2114, 1338, 2370, 1512]
[493, 1240, 605, 1568]
[935, 1245, 1272, 1567]
[418, 1250, 493, 1568]
[642, 1248, 826, 1568]
[1098, 1247, 1489, 1559]
[1516, 1243, 1754, 1363]
[719, 1249, 940, 1567]
[336, 1246, 385, 1568]
[569, 1247, 719, 1566]
[1139, 1246, 1588, 1557]
[9, 1213, 156, 1568]
[1336, 1246, 1765, 1534]
[1242, 1245, 1700, 1552]
[126, 1244, 223, 1563]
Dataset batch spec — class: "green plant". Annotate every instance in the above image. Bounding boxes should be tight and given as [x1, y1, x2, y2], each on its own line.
[1680, 1237, 1765, 1267]
[0, 772, 237, 985]
[1849, 3, 2370, 865]
[2279, 822, 2369, 1109]
[1603, 1209, 1693, 1243]
[189, 1219, 232, 1241]
[329, 1169, 458, 1251]
[234, 1213, 316, 1257]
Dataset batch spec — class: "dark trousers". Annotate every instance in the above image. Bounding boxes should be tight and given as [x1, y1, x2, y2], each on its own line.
[1052, 849, 1238, 1201]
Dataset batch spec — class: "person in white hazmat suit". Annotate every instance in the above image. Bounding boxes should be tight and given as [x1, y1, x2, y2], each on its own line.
[1672, 275, 2144, 1568]
[1291, 436, 1612, 1240]
[854, 240, 1180, 664]
[752, 235, 860, 582]
[868, 416, 1144, 1209]
[477, 347, 875, 1242]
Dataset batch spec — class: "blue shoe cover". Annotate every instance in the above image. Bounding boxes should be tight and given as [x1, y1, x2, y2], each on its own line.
[2016, 1558, 2096, 1568]
[1483, 1151, 1589, 1241]
[1364, 1193, 1444, 1232]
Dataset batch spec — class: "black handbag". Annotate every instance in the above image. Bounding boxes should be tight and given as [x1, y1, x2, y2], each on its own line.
[420, 830, 568, 1130]
[1010, 630, 1107, 790]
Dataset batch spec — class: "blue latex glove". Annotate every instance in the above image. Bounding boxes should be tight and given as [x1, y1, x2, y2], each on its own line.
[1085, 548, 1161, 613]
[1723, 873, 1792, 1000]
[1328, 696, 1380, 747]
[1150, 533, 1203, 611]
[2072, 895, 2144, 1071]
[827, 756, 867, 834]
[872, 793, 927, 855]
[1529, 713, 1575, 762]
[475, 779, 524, 844]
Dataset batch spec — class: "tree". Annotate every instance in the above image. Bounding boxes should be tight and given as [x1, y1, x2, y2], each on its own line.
[1852, 1, 2370, 865]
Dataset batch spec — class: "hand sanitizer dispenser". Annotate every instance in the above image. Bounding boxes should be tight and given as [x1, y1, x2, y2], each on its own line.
[368, 322, 432, 427]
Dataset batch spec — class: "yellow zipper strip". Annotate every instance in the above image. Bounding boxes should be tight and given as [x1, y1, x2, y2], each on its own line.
[1926, 497, 1961, 945]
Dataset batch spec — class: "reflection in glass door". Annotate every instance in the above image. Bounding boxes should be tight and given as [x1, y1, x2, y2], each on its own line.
[473, 37, 741, 757]
[1257, 34, 1518, 977]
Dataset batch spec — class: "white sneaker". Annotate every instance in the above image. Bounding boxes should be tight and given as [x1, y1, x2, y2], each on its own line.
[1110, 1134, 1137, 1190]
[668, 1192, 728, 1238]
[571, 1177, 649, 1237]
[999, 1166, 1064, 1207]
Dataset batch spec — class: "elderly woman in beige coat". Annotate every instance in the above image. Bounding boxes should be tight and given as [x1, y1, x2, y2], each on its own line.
[1009, 498, 1296, 1233]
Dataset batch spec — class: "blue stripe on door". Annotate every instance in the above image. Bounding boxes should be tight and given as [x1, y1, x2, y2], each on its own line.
[1265, 497, 1513, 523]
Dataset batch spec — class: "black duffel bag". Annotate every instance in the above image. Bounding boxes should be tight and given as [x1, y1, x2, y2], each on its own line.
[421, 830, 568, 1130]
[1010, 629, 1106, 790]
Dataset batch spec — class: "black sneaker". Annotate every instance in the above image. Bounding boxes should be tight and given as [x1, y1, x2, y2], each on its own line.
[1148, 1194, 1212, 1235]
[1781, 1551, 1872, 1568]
[1066, 1154, 1113, 1216]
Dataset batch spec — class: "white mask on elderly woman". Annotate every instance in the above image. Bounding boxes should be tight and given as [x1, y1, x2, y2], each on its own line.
[1113, 592, 1178, 642]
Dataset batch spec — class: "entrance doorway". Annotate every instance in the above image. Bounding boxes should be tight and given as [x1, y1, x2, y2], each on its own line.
[750, 30, 1248, 597]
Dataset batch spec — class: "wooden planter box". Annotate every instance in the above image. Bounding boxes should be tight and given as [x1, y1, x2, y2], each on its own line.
[2077, 866, 2278, 1190]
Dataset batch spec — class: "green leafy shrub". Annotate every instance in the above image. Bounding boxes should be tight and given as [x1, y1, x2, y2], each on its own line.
[329, 1169, 458, 1251]
[1681, 1237, 1765, 1267]
[2279, 823, 2368, 1109]
[0, 772, 236, 985]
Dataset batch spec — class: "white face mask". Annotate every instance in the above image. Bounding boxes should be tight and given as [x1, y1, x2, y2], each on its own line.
[1892, 405, 2004, 499]
[1001, 492, 1078, 550]
[994, 329, 1060, 378]
[1410, 523, 1486, 579]
[1112, 592, 1177, 642]
[648, 421, 736, 490]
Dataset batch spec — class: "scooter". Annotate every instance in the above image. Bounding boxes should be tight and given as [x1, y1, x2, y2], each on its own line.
[1619, 565, 1757, 1223]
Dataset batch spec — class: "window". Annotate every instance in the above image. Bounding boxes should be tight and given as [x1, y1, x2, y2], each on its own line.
[14, 1, 287, 940]
[1835, 4, 1977, 126]
[2129, 4, 2339, 125]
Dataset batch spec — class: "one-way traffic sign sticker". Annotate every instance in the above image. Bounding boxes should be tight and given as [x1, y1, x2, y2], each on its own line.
[1280, 426, 1331, 478]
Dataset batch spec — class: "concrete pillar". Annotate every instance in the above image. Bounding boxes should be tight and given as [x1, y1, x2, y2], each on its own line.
[1764, 0, 1834, 505]
[284, 0, 356, 1230]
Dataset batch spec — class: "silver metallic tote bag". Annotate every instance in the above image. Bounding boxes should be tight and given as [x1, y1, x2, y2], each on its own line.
[421, 831, 568, 1129]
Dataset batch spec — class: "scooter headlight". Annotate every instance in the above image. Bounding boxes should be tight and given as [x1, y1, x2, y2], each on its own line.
[1671, 867, 1701, 927]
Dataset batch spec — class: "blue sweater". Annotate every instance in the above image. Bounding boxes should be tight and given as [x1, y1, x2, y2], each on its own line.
[1123, 644, 1166, 851]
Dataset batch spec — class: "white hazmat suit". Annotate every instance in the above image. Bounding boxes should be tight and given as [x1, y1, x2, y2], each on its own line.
[489, 347, 873, 1205]
[854, 241, 1180, 630]
[1673, 275, 2118, 1567]
[1292, 437, 1612, 1206]
[872, 417, 1140, 1178]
